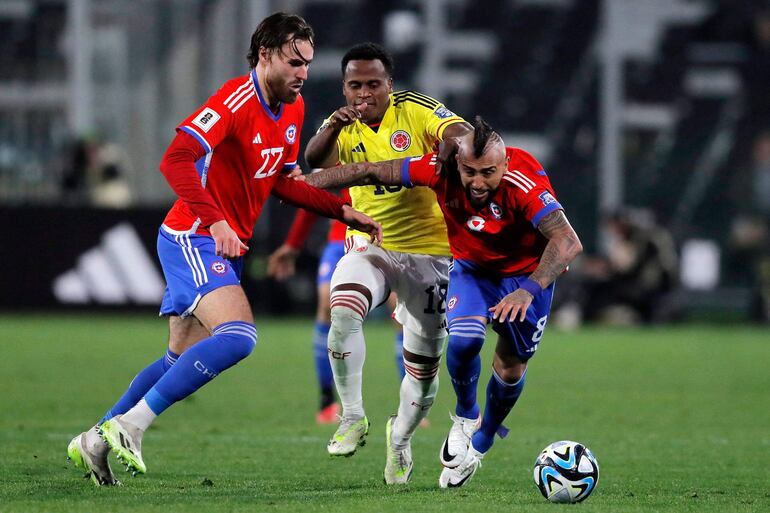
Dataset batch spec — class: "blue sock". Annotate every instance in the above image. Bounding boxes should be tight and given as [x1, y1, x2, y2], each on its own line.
[394, 331, 405, 380]
[100, 349, 178, 424]
[143, 321, 257, 415]
[472, 369, 526, 453]
[313, 322, 334, 391]
[446, 319, 487, 419]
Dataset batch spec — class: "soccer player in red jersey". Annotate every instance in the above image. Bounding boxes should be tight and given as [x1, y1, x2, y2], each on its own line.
[299, 116, 583, 488]
[66, 13, 381, 486]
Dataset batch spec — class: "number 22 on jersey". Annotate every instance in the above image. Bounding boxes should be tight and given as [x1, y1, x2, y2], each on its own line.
[254, 147, 284, 179]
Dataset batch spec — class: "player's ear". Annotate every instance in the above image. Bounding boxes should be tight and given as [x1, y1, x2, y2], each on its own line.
[387, 77, 393, 92]
[258, 46, 271, 65]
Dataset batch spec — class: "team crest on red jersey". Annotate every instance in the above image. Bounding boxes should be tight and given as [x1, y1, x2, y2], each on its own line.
[467, 216, 485, 232]
[390, 130, 411, 152]
[211, 261, 227, 275]
[285, 124, 297, 144]
[490, 202, 503, 219]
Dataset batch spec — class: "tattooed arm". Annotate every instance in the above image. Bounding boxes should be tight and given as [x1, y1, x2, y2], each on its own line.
[490, 209, 583, 322]
[529, 210, 583, 287]
[302, 159, 403, 189]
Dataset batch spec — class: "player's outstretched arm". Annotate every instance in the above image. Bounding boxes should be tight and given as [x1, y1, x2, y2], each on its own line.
[302, 159, 403, 189]
[340, 205, 383, 246]
[272, 174, 382, 245]
[490, 210, 583, 322]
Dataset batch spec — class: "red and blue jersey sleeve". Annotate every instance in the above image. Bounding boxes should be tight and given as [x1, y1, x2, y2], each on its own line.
[506, 148, 563, 228]
[401, 152, 440, 189]
[177, 78, 244, 153]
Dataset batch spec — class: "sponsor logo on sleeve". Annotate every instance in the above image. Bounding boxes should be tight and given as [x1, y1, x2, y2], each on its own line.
[539, 191, 556, 207]
[433, 106, 455, 119]
[390, 130, 412, 152]
[284, 123, 297, 144]
[192, 107, 221, 133]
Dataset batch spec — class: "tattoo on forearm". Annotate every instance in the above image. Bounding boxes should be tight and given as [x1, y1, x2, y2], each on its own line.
[537, 209, 570, 237]
[530, 210, 582, 287]
[304, 159, 402, 189]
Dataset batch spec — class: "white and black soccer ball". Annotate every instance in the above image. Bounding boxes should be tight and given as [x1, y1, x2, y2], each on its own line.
[533, 440, 599, 503]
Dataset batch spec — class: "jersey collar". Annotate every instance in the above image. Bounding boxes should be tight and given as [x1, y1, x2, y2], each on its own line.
[251, 68, 284, 121]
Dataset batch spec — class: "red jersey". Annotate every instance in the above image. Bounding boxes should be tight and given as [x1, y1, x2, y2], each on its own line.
[285, 189, 350, 249]
[162, 69, 303, 241]
[402, 147, 563, 275]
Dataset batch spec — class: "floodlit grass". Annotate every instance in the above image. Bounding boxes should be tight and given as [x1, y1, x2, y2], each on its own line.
[1, 314, 768, 512]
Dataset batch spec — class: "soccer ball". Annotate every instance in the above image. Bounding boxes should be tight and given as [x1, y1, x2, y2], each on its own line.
[533, 440, 599, 503]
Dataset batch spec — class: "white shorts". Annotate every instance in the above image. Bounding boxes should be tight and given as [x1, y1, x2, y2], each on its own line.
[330, 236, 451, 338]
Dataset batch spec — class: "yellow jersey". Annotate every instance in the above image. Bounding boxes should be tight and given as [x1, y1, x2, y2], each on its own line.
[325, 91, 465, 255]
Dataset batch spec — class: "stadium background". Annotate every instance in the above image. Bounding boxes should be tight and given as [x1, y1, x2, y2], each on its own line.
[1, 2, 769, 512]
[2, 0, 769, 320]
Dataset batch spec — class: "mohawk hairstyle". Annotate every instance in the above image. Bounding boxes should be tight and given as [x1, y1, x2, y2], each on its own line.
[247, 12, 314, 68]
[472, 116, 501, 158]
[341, 42, 395, 77]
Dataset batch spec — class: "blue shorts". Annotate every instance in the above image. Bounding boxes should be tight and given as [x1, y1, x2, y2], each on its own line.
[445, 259, 554, 361]
[317, 241, 345, 286]
[157, 228, 243, 317]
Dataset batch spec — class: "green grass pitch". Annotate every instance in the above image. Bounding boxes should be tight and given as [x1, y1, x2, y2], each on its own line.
[0, 314, 768, 512]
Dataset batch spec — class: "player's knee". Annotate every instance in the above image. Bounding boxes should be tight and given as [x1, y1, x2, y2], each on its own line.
[212, 321, 258, 361]
[402, 327, 442, 399]
[493, 356, 527, 384]
[329, 289, 369, 336]
[447, 319, 486, 359]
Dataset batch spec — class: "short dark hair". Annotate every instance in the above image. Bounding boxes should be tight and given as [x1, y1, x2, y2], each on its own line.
[247, 12, 314, 68]
[471, 116, 502, 158]
[341, 42, 395, 77]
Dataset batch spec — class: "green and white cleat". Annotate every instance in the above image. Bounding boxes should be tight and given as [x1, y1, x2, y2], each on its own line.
[99, 415, 146, 475]
[383, 415, 413, 485]
[67, 427, 120, 486]
[327, 416, 369, 457]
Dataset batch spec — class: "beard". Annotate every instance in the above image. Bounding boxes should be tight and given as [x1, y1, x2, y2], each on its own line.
[266, 73, 300, 104]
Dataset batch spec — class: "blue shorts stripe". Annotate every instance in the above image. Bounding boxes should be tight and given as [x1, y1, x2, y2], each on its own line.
[175, 235, 202, 287]
[191, 240, 209, 284]
[183, 234, 206, 286]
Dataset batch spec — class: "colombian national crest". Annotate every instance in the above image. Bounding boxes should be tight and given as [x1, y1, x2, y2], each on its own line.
[390, 130, 411, 152]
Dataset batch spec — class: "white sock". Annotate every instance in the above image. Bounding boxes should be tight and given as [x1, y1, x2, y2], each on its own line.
[392, 361, 439, 450]
[328, 299, 367, 420]
[120, 398, 157, 432]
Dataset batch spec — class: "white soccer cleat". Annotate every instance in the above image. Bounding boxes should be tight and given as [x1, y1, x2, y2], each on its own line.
[439, 443, 485, 488]
[383, 415, 413, 485]
[99, 415, 146, 475]
[439, 413, 480, 468]
[67, 426, 120, 486]
[327, 416, 369, 457]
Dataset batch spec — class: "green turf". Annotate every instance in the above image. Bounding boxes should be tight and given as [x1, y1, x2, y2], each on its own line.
[0, 314, 768, 512]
